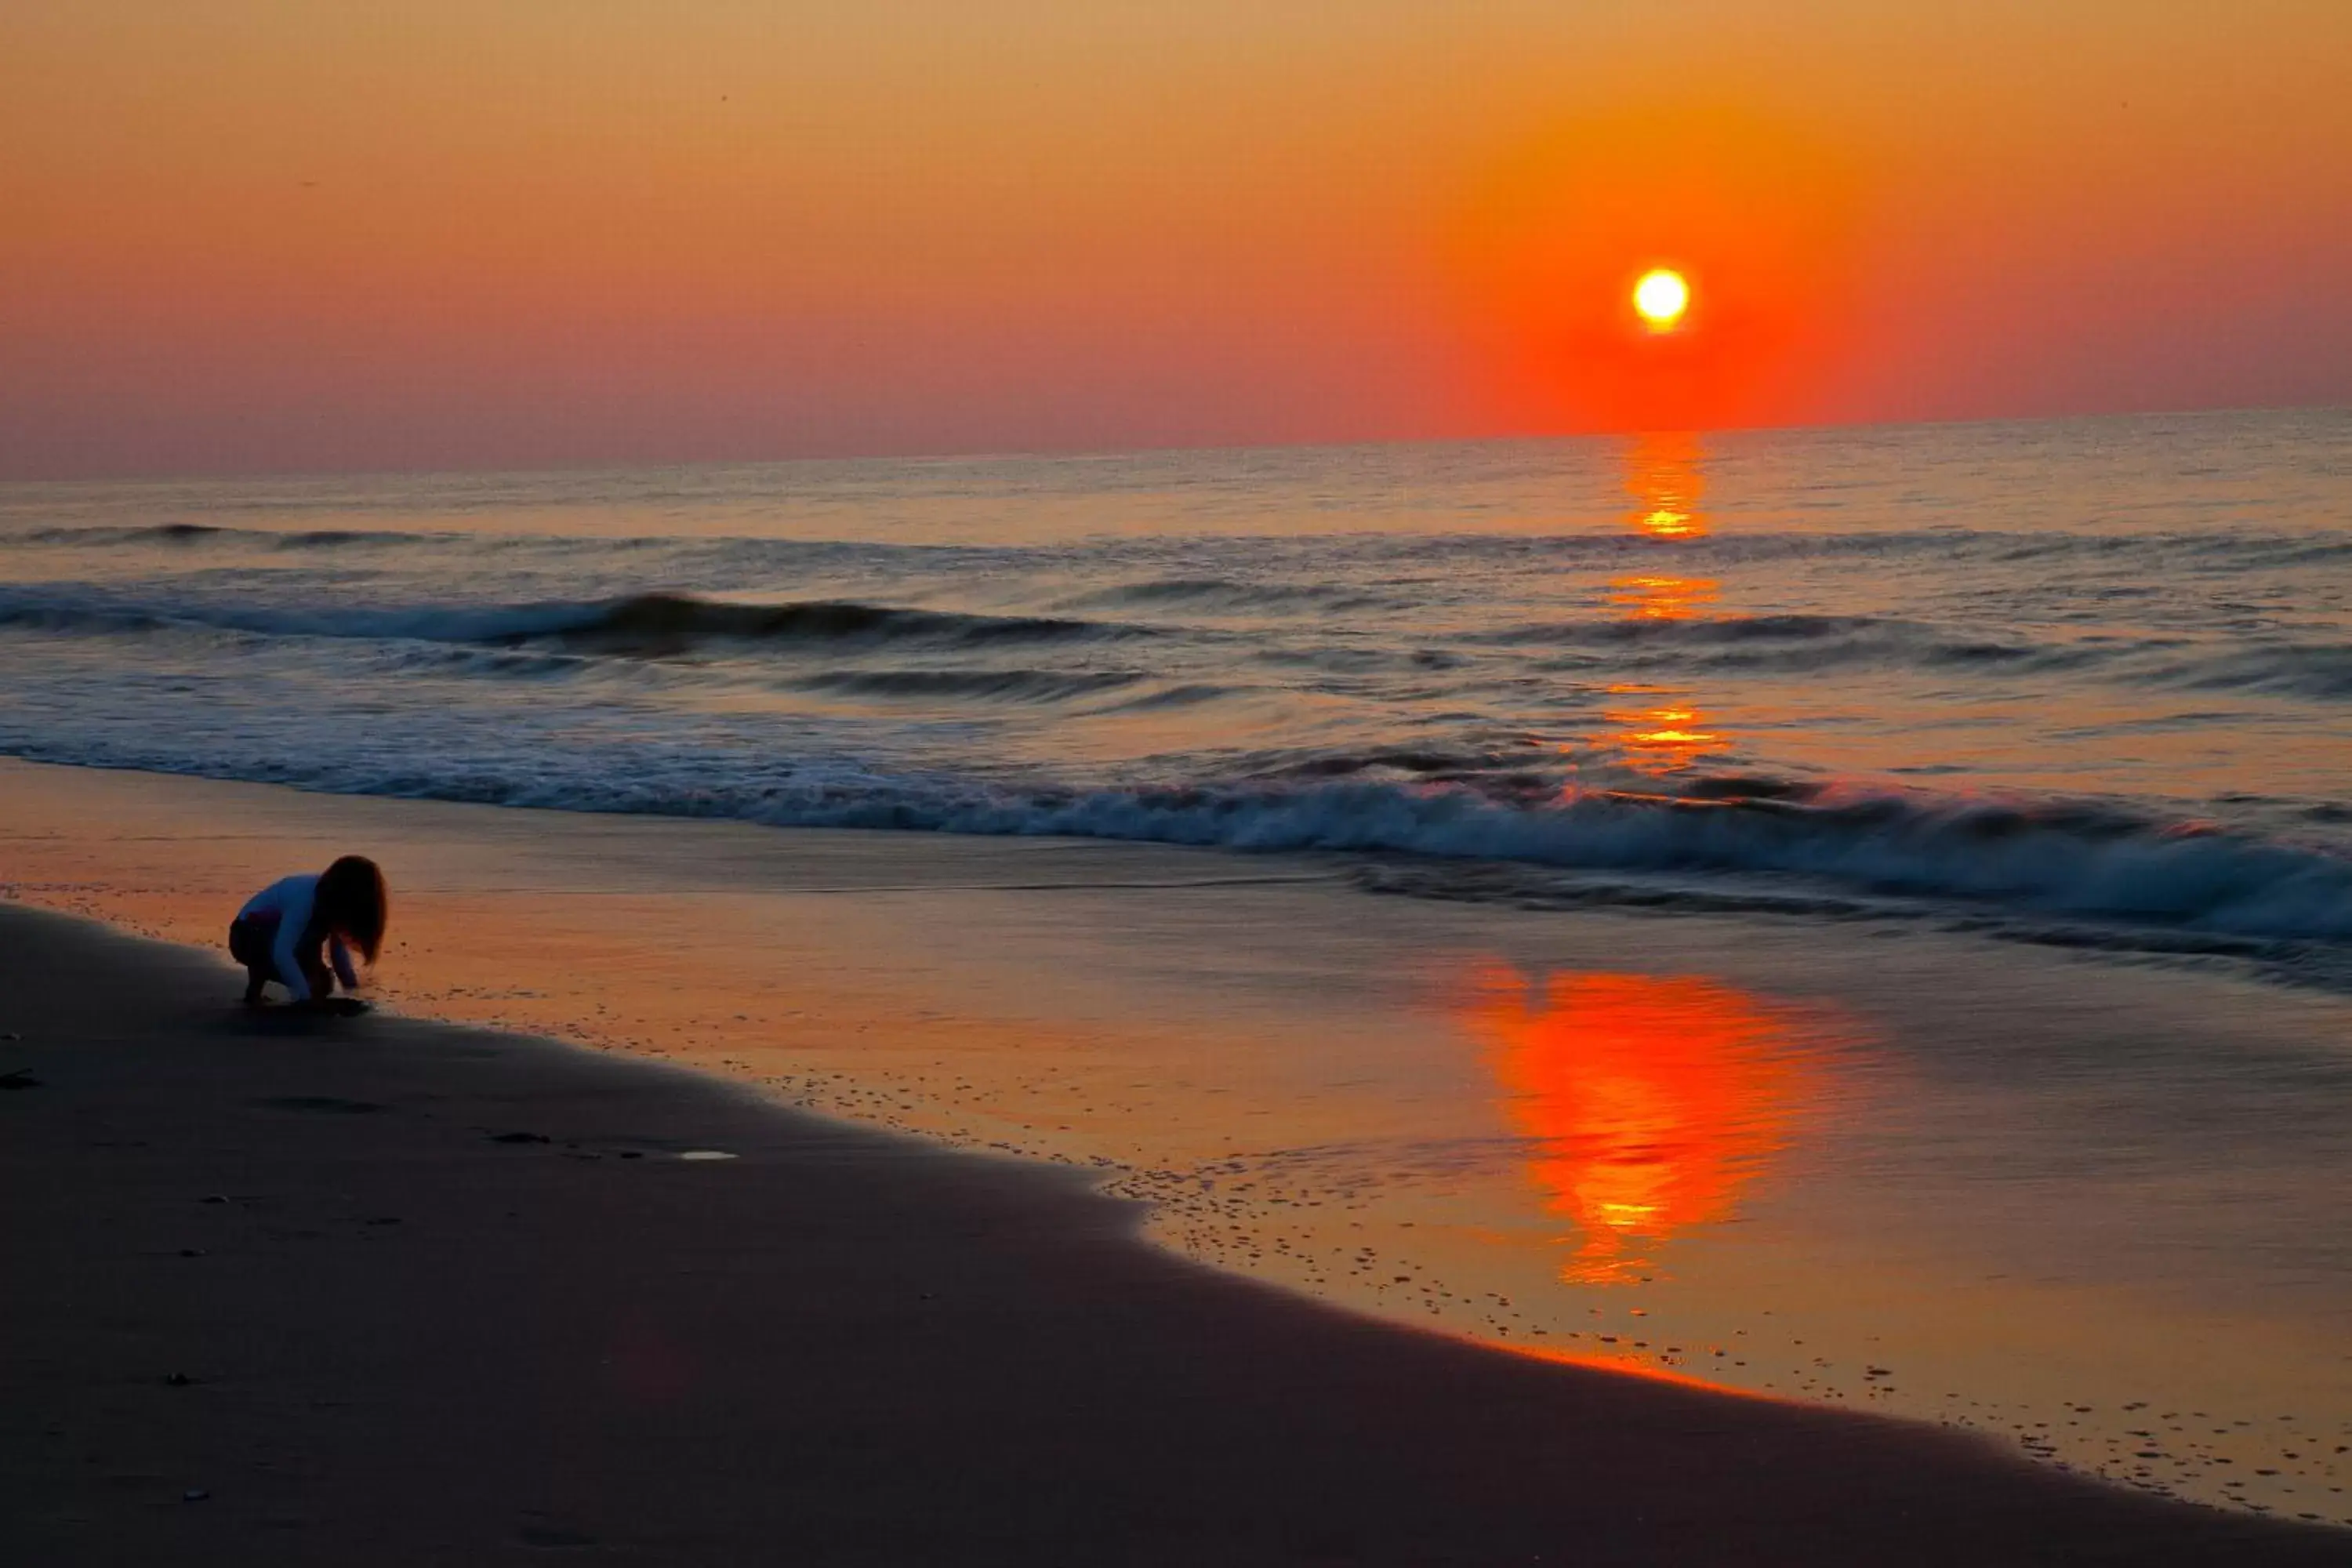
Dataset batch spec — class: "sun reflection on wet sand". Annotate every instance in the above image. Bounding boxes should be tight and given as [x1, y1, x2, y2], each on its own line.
[1461, 964, 1825, 1285]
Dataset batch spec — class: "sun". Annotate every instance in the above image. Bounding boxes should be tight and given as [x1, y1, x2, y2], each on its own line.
[1633, 268, 1690, 331]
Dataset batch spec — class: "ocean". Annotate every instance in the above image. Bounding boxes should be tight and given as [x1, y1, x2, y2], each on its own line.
[5, 408, 2348, 967]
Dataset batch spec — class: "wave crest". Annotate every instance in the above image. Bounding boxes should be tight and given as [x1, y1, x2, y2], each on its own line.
[0, 588, 1139, 658]
[515, 593, 1127, 655]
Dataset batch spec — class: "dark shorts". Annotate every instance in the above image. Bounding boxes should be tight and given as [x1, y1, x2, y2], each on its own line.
[228, 913, 278, 971]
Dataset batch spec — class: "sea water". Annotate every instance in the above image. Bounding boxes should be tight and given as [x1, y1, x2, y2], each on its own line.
[4, 408, 2348, 963]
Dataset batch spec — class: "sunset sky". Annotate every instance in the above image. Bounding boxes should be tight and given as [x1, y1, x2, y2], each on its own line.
[5, 2, 2348, 477]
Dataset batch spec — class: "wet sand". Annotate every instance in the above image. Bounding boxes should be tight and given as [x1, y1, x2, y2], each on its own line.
[8, 902, 2352, 1565]
[9, 757, 2352, 1519]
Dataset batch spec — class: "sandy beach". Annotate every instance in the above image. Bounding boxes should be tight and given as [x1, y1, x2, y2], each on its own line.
[10, 755, 2352, 1515]
[7, 898, 2351, 1565]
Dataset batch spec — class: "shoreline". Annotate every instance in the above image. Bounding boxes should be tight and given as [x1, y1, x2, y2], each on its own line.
[6, 900, 2350, 1564]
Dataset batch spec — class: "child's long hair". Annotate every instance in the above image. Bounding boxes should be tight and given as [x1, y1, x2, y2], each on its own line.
[317, 855, 388, 964]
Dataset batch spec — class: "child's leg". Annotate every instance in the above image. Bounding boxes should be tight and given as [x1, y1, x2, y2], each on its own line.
[227, 918, 274, 1006]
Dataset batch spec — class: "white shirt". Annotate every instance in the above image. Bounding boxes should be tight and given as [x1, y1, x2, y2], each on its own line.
[237, 874, 360, 1002]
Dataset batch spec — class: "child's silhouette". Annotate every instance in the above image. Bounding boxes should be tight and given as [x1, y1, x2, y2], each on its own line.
[229, 855, 387, 1011]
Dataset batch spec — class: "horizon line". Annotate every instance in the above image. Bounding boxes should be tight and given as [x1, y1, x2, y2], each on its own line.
[3, 397, 2344, 492]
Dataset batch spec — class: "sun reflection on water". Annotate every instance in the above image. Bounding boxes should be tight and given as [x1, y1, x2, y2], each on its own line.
[1461, 964, 1828, 1285]
[1599, 686, 1732, 775]
[1591, 433, 1729, 779]
[1606, 572, 1719, 621]
[1624, 430, 1708, 539]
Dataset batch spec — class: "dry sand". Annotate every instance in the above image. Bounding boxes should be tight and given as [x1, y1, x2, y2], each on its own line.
[4, 903, 2348, 1565]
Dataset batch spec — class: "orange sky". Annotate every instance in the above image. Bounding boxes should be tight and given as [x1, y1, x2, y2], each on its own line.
[3, 2, 2348, 477]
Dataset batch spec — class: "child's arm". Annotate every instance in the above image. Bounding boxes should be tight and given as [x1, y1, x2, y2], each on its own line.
[298, 950, 336, 1004]
[328, 936, 360, 992]
[271, 917, 314, 1002]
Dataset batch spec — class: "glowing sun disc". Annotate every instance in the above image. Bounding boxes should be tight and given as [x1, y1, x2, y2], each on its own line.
[1634, 268, 1690, 329]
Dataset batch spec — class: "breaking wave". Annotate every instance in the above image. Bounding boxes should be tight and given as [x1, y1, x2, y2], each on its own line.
[0, 588, 1140, 657]
[12, 708, 2345, 947]
[768, 779, 2348, 944]
[513, 593, 1133, 654]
